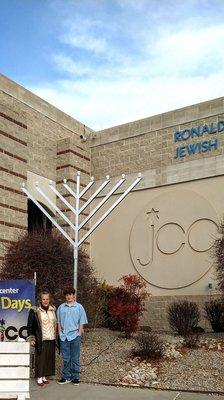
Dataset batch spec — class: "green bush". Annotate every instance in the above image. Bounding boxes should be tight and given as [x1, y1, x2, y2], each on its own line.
[167, 300, 200, 335]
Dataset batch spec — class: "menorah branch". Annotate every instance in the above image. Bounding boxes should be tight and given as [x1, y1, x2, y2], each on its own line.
[21, 171, 142, 290]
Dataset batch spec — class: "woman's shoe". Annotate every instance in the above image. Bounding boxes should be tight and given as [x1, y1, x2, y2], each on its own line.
[43, 379, 50, 384]
[37, 382, 45, 387]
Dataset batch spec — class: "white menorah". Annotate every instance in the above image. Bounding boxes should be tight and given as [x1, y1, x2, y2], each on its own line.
[21, 171, 142, 290]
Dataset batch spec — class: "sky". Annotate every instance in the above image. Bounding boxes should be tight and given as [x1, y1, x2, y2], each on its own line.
[1, 0, 224, 130]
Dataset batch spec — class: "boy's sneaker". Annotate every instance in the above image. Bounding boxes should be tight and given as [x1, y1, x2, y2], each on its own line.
[71, 379, 79, 386]
[57, 378, 71, 384]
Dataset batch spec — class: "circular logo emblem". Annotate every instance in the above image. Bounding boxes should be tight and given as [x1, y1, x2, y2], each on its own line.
[129, 190, 218, 289]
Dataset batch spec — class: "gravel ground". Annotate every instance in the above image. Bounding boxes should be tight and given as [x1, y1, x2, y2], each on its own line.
[158, 348, 224, 392]
[56, 328, 135, 384]
[56, 329, 224, 392]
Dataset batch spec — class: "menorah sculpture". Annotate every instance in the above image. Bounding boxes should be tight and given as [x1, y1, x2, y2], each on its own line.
[21, 171, 142, 290]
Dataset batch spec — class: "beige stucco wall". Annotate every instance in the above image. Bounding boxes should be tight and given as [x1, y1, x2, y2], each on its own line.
[89, 95, 224, 329]
[90, 173, 224, 330]
[90, 174, 224, 296]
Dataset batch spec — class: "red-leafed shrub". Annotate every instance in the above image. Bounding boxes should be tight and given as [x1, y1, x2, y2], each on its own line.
[108, 274, 149, 338]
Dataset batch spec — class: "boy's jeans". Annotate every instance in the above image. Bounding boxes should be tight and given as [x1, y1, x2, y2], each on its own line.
[60, 336, 81, 380]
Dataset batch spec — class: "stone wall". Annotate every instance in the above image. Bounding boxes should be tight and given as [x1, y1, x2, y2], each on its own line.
[91, 98, 224, 179]
[56, 136, 91, 247]
[0, 90, 28, 261]
[0, 74, 92, 261]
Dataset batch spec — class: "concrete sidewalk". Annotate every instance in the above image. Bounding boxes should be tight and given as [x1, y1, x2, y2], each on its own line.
[30, 379, 222, 400]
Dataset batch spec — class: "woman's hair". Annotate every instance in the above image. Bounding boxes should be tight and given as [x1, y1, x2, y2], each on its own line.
[38, 290, 52, 304]
[63, 287, 76, 296]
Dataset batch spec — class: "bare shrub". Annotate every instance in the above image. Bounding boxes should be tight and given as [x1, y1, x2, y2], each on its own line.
[133, 332, 165, 358]
[167, 300, 200, 335]
[204, 299, 224, 332]
[1, 231, 99, 326]
[183, 333, 201, 348]
[213, 221, 224, 293]
[94, 281, 114, 328]
[1, 231, 73, 302]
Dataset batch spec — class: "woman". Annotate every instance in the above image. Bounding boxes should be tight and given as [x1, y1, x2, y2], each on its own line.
[27, 290, 57, 387]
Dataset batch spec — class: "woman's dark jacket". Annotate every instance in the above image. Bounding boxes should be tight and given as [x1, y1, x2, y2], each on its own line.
[27, 306, 57, 354]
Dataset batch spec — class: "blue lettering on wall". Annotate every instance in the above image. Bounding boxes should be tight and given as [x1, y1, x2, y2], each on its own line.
[218, 120, 224, 132]
[191, 127, 201, 138]
[174, 139, 218, 159]
[210, 138, 218, 150]
[173, 120, 222, 158]
[201, 124, 210, 135]
[174, 131, 182, 141]
[182, 129, 191, 141]
[209, 123, 217, 134]
[174, 120, 224, 142]
[187, 142, 198, 155]
[179, 147, 186, 157]
[201, 141, 209, 152]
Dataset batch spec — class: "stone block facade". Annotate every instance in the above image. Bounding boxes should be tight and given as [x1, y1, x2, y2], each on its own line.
[0, 74, 91, 261]
[56, 137, 91, 245]
[91, 98, 224, 180]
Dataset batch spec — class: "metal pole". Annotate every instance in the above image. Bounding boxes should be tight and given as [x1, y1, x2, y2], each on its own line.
[34, 272, 37, 287]
[74, 172, 80, 291]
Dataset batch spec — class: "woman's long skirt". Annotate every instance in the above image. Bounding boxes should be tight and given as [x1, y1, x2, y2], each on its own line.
[35, 340, 55, 377]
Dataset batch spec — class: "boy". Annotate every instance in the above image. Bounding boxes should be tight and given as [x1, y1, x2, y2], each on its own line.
[57, 287, 87, 385]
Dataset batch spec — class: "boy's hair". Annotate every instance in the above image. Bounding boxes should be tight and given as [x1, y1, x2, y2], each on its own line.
[63, 287, 76, 296]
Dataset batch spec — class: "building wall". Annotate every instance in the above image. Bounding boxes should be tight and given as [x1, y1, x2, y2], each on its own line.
[56, 136, 91, 245]
[1, 74, 224, 330]
[0, 74, 91, 261]
[91, 98, 224, 179]
[90, 98, 224, 330]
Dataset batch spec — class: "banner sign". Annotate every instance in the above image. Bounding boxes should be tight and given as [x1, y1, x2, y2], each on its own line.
[0, 280, 35, 341]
